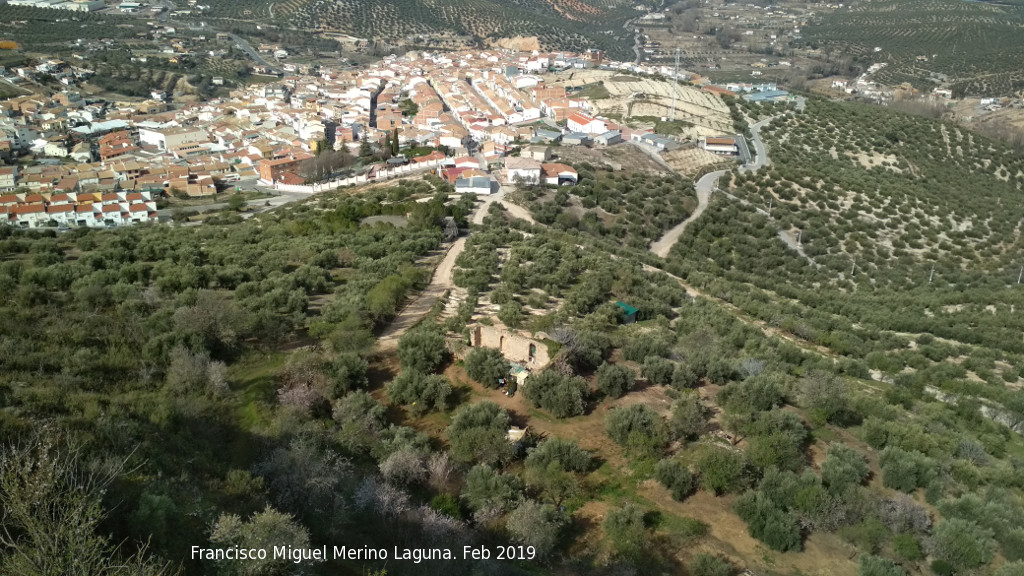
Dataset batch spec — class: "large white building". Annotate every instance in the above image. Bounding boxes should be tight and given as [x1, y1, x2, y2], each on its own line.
[139, 126, 209, 151]
[505, 157, 541, 185]
[566, 112, 607, 134]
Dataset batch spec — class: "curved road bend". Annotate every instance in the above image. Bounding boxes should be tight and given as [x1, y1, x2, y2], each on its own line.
[648, 114, 779, 258]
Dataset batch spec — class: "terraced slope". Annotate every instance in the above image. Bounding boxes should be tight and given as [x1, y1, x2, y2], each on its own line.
[801, 0, 1024, 96]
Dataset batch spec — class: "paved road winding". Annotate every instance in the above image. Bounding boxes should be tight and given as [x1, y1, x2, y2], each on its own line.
[230, 34, 283, 74]
[648, 114, 779, 257]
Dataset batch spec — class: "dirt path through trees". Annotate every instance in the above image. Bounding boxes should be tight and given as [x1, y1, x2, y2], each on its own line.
[376, 237, 465, 351]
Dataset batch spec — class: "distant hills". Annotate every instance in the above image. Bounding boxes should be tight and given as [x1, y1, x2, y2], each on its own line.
[801, 0, 1024, 96]
[201, 0, 654, 60]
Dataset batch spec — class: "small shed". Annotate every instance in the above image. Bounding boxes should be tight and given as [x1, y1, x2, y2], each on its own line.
[594, 130, 622, 147]
[562, 132, 592, 146]
[616, 301, 639, 324]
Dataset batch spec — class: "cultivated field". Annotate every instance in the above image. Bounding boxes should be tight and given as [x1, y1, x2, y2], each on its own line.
[197, 0, 639, 60]
[802, 0, 1024, 96]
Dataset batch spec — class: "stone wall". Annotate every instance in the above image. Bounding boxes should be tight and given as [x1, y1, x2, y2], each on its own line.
[470, 324, 551, 369]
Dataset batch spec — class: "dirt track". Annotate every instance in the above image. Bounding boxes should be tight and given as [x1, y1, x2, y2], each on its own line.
[377, 191, 535, 350]
[376, 237, 466, 351]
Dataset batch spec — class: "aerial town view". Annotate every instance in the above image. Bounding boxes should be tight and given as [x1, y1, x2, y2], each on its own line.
[2, 1, 1024, 576]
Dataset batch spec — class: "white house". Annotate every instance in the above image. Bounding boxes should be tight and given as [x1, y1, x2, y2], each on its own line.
[540, 163, 578, 186]
[566, 112, 607, 134]
[702, 136, 739, 155]
[455, 176, 493, 195]
[505, 157, 541, 185]
[439, 134, 464, 149]
[0, 166, 16, 191]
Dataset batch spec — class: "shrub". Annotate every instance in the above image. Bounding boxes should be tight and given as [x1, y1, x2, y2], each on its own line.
[892, 533, 922, 561]
[605, 404, 669, 454]
[430, 493, 461, 518]
[858, 554, 907, 576]
[1003, 529, 1024, 562]
[464, 347, 510, 387]
[695, 448, 749, 495]
[385, 371, 453, 415]
[522, 370, 588, 418]
[654, 459, 695, 501]
[996, 562, 1024, 576]
[821, 443, 869, 493]
[930, 560, 954, 576]
[525, 438, 592, 473]
[462, 464, 522, 511]
[622, 333, 672, 362]
[596, 362, 635, 398]
[603, 504, 647, 558]
[447, 402, 512, 464]
[397, 325, 447, 373]
[690, 553, 733, 576]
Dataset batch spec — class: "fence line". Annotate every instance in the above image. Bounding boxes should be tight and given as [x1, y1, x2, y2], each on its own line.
[259, 159, 442, 194]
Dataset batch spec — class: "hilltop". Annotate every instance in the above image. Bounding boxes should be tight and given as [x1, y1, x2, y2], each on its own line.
[198, 0, 649, 60]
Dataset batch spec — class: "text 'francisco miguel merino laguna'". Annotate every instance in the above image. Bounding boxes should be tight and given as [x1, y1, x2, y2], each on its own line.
[191, 544, 537, 564]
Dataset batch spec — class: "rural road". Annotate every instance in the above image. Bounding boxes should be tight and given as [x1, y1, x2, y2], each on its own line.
[649, 170, 718, 257]
[777, 229, 820, 268]
[471, 182, 536, 226]
[648, 113, 781, 258]
[230, 34, 283, 74]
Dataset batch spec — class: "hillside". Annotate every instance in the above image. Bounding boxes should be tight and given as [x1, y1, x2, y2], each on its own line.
[801, 0, 1024, 96]
[5, 98, 1024, 576]
[198, 0, 648, 60]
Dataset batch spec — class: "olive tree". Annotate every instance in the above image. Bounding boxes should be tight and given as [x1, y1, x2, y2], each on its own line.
[605, 404, 669, 454]
[385, 371, 453, 415]
[596, 362, 635, 398]
[398, 325, 447, 373]
[446, 402, 512, 464]
[654, 459, 695, 501]
[506, 500, 568, 557]
[210, 508, 312, 574]
[463, 347, 510, 387]
[523, 370, 588, 418]
[927, 518, 997, 572]
[821, 443, 869, 493]
[671, 392, 709, 439]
